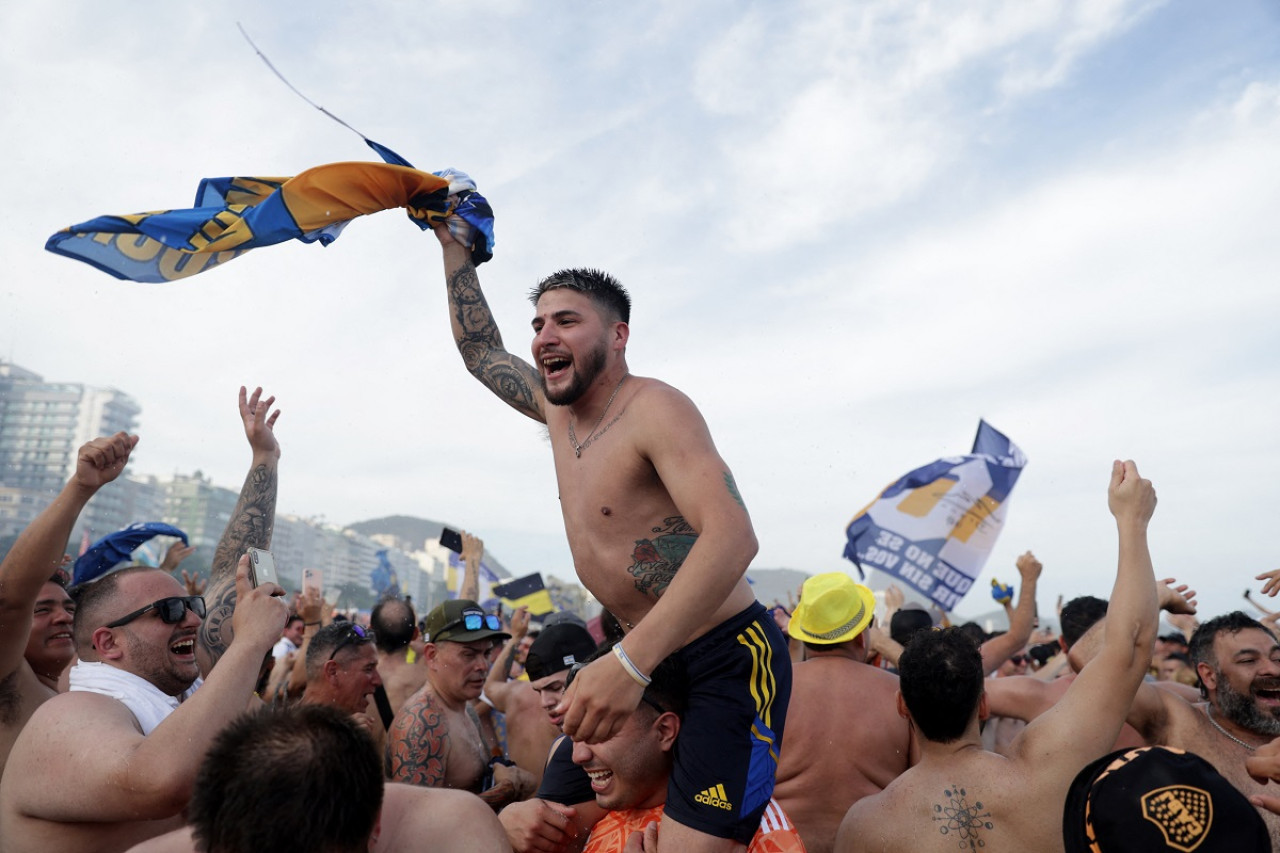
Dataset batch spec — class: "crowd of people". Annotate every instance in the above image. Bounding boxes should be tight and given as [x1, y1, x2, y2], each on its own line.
[2, 221, 1280, 852]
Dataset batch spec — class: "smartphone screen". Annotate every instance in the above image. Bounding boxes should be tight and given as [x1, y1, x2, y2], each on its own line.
[248, 548, 279, 587]
[440, 527, 463, 553]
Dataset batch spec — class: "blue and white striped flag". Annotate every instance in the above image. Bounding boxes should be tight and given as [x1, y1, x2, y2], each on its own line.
[844, 421, 1026, 612]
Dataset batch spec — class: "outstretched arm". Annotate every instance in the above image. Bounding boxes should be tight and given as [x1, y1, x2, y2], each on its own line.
[435, 226, 546, 422]
[1017, 460, 1159, 767]
[980, 551, 1042, 675]
[485, 606, 532, 713]
[0, 433, 137, 682]
[196, 387, 281, 675]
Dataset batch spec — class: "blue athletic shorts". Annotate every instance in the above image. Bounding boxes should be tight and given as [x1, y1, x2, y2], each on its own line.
[665, 602, 792, 844]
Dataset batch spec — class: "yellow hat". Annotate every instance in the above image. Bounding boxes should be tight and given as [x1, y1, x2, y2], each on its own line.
[788, 573, 876, 644]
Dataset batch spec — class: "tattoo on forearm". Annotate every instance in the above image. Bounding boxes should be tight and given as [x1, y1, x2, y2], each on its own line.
[199, 462, 278, 666]
[386, 696, 449, 785]
[447, 263, 542, 420]
[628, 516, 698, 599]
[933, 785, 993, 850]
[724, 472, 746, 510]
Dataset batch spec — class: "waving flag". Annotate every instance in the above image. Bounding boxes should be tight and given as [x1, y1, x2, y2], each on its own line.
[492, 573, 556, 617]
[844, 421, 1026, 612]
[73, 522, 190, 586]
[46, 143, 494, 283]
[371, 549, 402, 598]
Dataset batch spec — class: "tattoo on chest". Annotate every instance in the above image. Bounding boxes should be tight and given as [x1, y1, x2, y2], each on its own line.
[628, 516, 698, 599]
[933, 785, 993, 850]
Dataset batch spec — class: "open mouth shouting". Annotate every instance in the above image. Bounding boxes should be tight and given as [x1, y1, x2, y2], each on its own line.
[540, 352, 572, 383]
[169, 636, 197, 659]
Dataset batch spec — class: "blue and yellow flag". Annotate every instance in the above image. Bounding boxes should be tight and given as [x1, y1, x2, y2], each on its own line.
[46, 141, 494, 283]
[492, 573, 556, 617]
[844, 421, 1027, 612]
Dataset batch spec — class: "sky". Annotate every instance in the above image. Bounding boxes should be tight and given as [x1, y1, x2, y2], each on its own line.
[3, 0, 1279, 627]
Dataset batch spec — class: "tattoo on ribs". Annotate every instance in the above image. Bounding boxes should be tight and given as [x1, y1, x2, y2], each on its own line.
[932, 785, 993, 850]
[724, 472, 746, 510]
[628, 516, 698, 599]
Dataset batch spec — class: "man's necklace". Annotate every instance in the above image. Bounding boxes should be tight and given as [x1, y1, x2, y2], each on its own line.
[1206, 704, 1257, 751]
[568, 373, 629, 458]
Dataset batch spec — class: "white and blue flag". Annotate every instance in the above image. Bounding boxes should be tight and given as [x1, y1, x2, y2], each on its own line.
[844, 421, 1027, 612]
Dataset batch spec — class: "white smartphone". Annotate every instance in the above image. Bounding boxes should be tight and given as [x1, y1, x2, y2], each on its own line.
[302, 567, 323, 597]
[247, 548, 279, 588]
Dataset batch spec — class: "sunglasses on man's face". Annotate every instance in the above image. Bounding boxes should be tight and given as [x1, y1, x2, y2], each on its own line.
[328, 623, 376, 661]
[105, 596, 206, 629]
[1009, 654, 1028, 665]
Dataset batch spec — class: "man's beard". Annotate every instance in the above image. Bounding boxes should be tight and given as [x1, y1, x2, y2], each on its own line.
[1215, 672, 1280, 736]
[543, 341, 607, 406]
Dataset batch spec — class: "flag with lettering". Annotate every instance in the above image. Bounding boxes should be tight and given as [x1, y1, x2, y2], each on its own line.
[45, 139, 494, 283]
[843, 421, 1027, 612]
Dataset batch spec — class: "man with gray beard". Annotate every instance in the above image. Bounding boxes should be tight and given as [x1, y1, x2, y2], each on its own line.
[1117, 611, 1280, 845]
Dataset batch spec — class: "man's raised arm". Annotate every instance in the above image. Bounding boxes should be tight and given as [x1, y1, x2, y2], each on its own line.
[434, 226, 545, 422]
[196, 386, 281, 675]
[0, 433, 137, 683]
[1016, 460, 1158, 764]
[980, 551, 1042, 675]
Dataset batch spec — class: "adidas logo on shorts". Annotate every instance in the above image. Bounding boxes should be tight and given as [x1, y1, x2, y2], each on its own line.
[695, 784, 734, 811]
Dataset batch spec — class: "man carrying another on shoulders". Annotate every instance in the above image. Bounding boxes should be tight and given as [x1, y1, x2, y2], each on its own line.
[431, 209, 791, 853]
[570, 651, 803, 853]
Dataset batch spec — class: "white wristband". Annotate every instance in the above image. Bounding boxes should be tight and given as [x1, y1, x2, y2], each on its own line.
[613, 644, 652, 687]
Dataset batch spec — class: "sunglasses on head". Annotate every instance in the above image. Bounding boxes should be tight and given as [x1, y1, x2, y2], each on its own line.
[328, 623, 376, 661]
[105, 595, 206, 629]
[446, 611, 502, 633]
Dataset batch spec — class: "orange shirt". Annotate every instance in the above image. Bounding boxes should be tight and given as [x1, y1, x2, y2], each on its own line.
[584, 799, 806, 853]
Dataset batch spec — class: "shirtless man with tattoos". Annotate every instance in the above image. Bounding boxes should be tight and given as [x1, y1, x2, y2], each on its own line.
[386, 599, 536, 810]
[431, 224, 791, 852]
[836, 461, 1159, 853]
[0, 387, 288, 853]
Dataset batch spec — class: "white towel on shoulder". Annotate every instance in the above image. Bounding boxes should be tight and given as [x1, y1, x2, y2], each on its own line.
[68, 660, 201, 735]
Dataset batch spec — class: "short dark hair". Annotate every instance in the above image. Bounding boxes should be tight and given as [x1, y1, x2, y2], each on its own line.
[306, 622, 376, 680]
[370, 596, 416, 653]
[889, 608, 933, 647]
[189, 704, 382, 853]
[1060, 596, 1109, 649]
[1188, 611, 1275, 698]
[529, 268, 631, 324]
[899, 627, 984, 743]
[956, 622, 988, 646]
[285, 614, 304, 629]
[70, 566, 158, 650]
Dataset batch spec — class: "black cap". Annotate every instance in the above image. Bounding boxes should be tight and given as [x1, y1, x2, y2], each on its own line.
[524, 623, 598, 682]
[1063, 746, 1268, 852]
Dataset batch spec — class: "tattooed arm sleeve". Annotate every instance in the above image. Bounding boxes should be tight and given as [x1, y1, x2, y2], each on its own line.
[196, 387, 281, 675]
[439, 241, 545, 422]
[386, 694, 450, 787]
